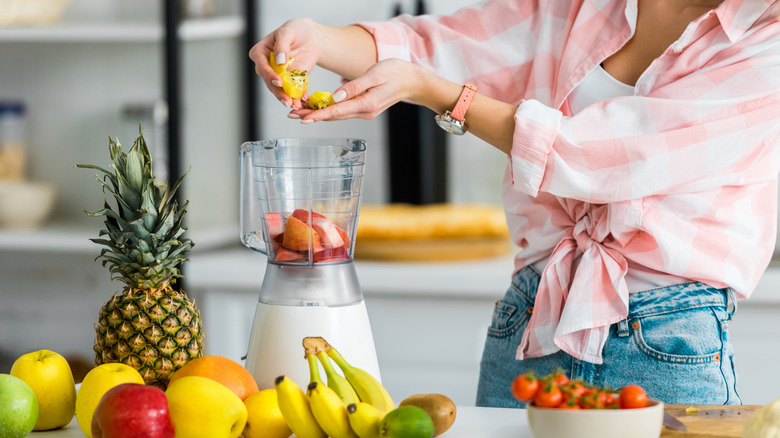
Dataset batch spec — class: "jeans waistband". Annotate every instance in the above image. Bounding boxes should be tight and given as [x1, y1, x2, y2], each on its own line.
[512, 266, 736, 319]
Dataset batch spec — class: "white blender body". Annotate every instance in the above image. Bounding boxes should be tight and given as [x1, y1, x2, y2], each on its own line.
[239, 138, 380, 390]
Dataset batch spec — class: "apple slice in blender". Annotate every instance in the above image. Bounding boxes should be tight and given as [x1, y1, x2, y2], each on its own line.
[311, 217, 345, 249]
[274, 247, 305, 263]
[291, 208, 326, 223]
[335, 225, 351, 249]
[265, 213, 284, 239]
[282, 215, 321, 251]
[314, 246, 349, 263]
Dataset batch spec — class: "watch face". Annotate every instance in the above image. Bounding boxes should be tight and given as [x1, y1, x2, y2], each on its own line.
[435, 113, 466, 135]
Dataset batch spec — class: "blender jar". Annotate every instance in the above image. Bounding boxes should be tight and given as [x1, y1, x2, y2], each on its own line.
[240, 138, 366, 265]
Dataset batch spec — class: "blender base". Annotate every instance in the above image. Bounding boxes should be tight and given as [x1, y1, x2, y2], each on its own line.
[244, 300, 381, 390]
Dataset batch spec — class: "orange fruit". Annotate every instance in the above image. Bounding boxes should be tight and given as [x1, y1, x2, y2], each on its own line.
[168, 356, 259, 401]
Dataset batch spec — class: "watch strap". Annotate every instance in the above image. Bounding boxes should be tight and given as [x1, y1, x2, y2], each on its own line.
[450, 83, 477, 122]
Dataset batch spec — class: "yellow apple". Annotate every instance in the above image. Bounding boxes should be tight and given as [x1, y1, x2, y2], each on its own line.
[243, 388, 292, 438]
[10, 349, 77, 431]
[75, 363, 144, 438]
[166, 375, 247, 438]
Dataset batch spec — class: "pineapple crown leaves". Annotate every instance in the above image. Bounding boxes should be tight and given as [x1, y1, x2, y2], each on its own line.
[76, 127, 194, 289]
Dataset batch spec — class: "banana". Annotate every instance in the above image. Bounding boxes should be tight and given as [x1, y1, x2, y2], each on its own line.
[274, 375, 327, 438]
[346, 402, 384, 438]
[307, 381, 359, 438]
[327, 347, 395, 413]
[317, 351, 360, 406]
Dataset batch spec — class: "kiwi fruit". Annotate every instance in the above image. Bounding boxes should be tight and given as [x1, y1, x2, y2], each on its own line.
[399, 393, 457, 437]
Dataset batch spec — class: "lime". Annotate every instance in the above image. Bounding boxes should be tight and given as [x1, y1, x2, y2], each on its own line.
[380, 406, 435, 438]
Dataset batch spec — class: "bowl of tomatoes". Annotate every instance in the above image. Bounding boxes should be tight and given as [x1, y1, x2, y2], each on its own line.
[513, 370, 664, 438]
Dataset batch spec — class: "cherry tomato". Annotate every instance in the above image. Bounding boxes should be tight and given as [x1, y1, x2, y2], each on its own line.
[619, 384, 648, 409]
[511, 372, 540, 402]
[558, 398, 581, 410]
[534, 384, 563, 408]
[553, 372, 569, 387]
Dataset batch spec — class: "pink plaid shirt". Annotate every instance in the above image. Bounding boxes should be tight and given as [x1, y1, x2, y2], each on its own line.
[359, 0, 780, 363]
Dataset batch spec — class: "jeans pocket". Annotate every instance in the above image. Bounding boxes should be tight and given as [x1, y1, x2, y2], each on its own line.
[486, 284, 533, 339]
[632, 305, 725, 364]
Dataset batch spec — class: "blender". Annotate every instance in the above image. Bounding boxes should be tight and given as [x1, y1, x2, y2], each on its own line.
[239, 137, 381, 390]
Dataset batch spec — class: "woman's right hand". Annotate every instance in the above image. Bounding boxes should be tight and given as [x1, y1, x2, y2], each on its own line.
[249, 18, 321, 109]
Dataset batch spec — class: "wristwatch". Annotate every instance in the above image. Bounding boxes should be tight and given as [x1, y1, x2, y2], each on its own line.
[435, 83, 477, 135]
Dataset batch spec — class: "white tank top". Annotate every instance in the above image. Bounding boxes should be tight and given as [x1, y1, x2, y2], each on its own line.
[533, 65, 686, 292]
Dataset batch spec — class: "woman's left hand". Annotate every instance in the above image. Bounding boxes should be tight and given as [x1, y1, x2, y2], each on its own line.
[288, 58, 430, 123]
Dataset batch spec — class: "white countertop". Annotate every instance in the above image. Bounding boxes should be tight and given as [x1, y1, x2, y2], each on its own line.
[186, 246, 780, 303]
[186, 247, 517, 299]
[29, 407, 530, 438]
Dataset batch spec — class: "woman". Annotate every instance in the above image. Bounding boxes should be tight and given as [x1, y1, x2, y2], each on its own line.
[250, 0, 780, 407]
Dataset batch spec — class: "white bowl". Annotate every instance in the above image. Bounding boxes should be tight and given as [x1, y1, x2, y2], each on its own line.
[0, 181, 56, 229]
[527, 399, 664, 438]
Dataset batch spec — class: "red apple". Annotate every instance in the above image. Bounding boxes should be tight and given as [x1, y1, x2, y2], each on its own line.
[92, 383, 175, 438]
[282, 215, 321, 251]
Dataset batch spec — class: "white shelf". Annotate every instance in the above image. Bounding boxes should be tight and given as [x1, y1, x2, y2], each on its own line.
[0, 16, 245, 43]
[0, 221, 240, 254]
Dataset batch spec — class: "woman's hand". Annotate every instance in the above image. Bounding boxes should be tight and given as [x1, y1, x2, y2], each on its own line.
[289, 58, 431, 122]
[249, 18, 321, 109]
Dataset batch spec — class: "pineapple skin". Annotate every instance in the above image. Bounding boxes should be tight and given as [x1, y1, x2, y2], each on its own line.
[78, 129, 204, 389]
[94, 284, 204, 389]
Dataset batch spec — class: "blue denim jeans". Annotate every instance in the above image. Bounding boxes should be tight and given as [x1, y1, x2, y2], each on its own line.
[476, 266, 741, 407]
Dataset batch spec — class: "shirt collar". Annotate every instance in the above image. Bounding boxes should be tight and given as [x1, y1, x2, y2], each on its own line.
[715, 0, 777, 42]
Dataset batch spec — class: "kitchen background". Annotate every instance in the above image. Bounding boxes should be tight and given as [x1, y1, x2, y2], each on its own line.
[0, 0, 778, 407]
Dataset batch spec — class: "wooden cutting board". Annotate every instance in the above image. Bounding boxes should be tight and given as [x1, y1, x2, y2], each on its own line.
[662, 405, 760, 437]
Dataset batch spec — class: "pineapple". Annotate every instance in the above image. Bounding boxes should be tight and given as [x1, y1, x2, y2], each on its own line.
[77, 128, 203, 389]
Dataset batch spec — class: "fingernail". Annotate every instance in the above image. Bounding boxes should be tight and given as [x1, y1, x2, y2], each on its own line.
[301, 119, 315, 124]
[275, 52, 286, 65]
[279, 98, 290, 107]
[271, 79, 282, 87]
[333, 90, 347, 103]
[287, 113, 301, 119]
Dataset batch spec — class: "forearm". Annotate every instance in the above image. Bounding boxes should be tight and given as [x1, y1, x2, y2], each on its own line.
[413, 69, 516, 155]
[310, 20, 378, 80]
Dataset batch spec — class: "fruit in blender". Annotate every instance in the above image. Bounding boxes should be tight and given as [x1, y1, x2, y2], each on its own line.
[10, 349, 76, 431]
[77, 129, 204, 389]
[91, 383, 175, 438]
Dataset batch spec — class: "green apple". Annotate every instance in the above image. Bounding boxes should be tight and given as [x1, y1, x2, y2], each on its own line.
[0, 374, 39, 438]
[10, 349, 77, 430]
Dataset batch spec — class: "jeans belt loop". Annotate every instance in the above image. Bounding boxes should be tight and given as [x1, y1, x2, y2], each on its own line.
[617, 319, 630, 338]
[726, 288, 737, 320]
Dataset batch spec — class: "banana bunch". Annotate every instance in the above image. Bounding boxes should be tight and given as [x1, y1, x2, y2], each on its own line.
[275, 337, 396, 438]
